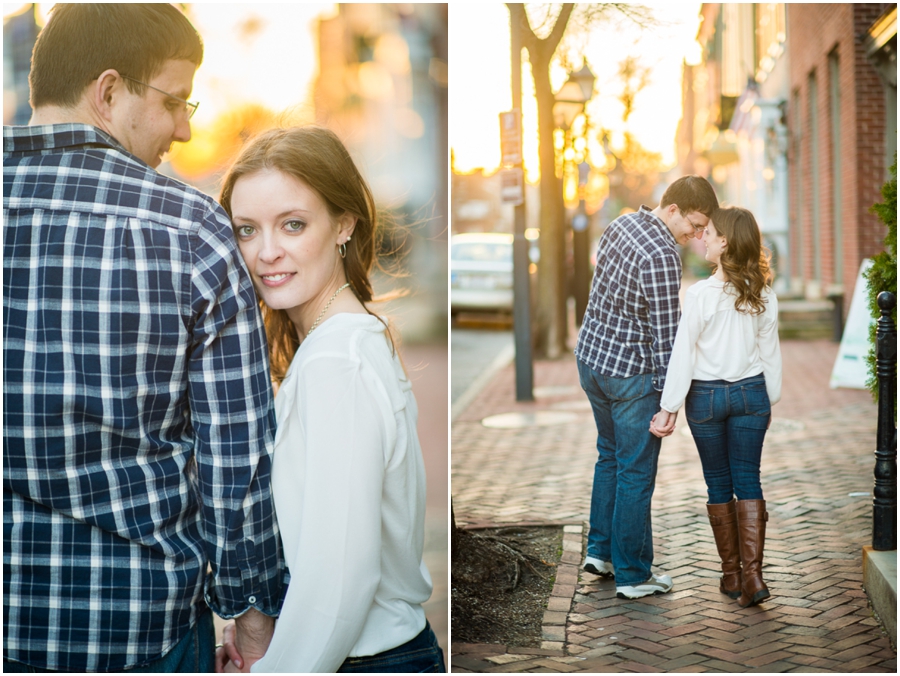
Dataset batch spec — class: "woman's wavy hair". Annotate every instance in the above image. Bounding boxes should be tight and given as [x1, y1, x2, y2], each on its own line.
[219, 126, 389, 383]
[710, 206, 774, 315]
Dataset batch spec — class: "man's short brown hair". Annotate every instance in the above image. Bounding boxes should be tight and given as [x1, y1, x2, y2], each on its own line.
[29, 3, 203, 109]
[659, 175, 719, 217]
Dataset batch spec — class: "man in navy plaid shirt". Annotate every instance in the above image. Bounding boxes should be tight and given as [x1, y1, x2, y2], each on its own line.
[575, 176, 719, 600]
[4, 5, 284, 672]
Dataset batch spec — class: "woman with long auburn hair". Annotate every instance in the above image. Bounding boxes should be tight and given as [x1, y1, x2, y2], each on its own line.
[651, 206, 782, 609]
[213, 126, 444, 673]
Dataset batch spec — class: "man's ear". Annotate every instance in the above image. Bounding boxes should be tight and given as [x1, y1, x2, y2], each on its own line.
[92, 69, 126, 123]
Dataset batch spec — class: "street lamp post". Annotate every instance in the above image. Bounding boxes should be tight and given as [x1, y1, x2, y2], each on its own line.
[573, 162, 591, 323]
[553, 61, 595, 328]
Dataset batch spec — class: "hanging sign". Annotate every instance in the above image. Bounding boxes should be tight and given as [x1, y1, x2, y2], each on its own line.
[499, 110, 522, 166]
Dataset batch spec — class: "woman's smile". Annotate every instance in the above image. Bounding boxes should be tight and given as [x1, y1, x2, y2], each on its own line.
[259, 272, 296, 286]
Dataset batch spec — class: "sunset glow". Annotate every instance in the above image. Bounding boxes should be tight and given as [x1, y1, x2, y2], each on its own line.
[450, 3, 704, 180]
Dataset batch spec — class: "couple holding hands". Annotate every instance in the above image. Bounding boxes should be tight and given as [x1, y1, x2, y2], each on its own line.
[576, 176, 782, 610]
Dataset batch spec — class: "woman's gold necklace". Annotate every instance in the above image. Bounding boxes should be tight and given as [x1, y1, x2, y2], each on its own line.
[306, 283, 350, 337]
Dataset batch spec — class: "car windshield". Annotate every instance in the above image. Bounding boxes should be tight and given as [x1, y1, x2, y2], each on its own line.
[452, 241, 511, 263]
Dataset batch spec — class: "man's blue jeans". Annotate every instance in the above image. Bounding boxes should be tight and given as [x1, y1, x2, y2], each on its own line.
[685, 374, 771, 504]
[3, 610, 215, 673]
[578, 362, 661, 587]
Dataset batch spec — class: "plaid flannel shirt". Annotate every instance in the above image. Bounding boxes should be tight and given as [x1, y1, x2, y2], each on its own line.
[3, 124, 284, 672]
[575, 205, 682, 392]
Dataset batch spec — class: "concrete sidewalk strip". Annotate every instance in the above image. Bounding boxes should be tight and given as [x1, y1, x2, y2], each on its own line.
[451, 340, 896, 672]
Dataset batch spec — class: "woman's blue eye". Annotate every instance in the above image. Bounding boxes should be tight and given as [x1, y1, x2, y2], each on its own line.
[285, 220, 305, 232]
[235, 225, 254, 237]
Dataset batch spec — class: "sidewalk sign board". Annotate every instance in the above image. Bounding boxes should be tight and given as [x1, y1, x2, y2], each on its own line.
[830, 259, 874, 389]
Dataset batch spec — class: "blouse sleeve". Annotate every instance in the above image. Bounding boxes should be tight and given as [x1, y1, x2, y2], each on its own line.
[659, 288, 704, 413]
[253, 351, 394, 673]
[758, 291, 782, 405]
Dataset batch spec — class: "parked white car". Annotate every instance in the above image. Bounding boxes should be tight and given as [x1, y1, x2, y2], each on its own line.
[450, 232, 514, 314]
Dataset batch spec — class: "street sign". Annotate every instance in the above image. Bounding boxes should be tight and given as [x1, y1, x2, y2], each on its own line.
[499, 110, 522, 166]
[500, 168, 524, 205]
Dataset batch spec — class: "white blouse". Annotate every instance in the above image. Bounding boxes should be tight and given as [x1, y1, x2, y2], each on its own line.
[659, 277, 782, 414]
[252, 313, 433, 673]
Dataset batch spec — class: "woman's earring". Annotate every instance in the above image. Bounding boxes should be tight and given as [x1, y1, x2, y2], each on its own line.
[339, 241, 347, 259]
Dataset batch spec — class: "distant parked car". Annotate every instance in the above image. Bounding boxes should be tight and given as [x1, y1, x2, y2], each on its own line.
[450, 232, 513, 314]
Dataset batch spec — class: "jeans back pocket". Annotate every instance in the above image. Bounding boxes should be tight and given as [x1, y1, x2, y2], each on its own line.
[686, 388, 714, 424]
[740, 383, 771, 417]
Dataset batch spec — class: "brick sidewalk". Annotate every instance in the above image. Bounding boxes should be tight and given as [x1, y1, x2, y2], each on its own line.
[451, 340, 896, 672]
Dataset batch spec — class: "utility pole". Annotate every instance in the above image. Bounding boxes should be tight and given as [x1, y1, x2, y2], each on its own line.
[510, 16, 533, 401]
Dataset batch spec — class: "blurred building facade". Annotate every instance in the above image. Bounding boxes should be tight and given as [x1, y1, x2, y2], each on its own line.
[786, 3, 895, 308]
[678, 3, 896, 311]
[451, 168, 509, 235]
[678, 4, 791, 293]
[315, 4, 448, 340]
[3, 4, 39, 125]
[450, 165, 545, 239]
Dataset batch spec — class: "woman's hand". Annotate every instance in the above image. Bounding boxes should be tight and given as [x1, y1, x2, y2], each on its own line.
[650, 409, 677, 438]
[215, 623, 245, 673]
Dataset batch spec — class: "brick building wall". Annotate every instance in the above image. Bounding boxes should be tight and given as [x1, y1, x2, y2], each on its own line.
[787, 3, 893, 311]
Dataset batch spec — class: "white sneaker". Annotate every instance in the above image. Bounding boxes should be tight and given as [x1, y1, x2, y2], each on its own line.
[583, 556, 614, 578]
[616, 573, 673, 599]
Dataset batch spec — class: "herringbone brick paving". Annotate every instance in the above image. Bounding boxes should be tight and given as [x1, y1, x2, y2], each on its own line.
[451, 339, 896, 672]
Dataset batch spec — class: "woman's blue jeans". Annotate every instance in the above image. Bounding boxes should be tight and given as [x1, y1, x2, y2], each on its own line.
[578, 363, 661, 587]
[685, 374, 771, 504]
[337, 621, 445, 673]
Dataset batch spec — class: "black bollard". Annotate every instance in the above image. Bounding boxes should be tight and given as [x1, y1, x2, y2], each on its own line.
[873, 291, 897, 551]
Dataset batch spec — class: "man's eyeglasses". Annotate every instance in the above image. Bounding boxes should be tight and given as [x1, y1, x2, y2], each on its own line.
[121, 75, 199, 120]
[682, 212, 704, 233]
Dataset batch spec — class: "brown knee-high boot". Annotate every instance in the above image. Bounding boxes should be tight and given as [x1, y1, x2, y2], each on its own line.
[706, 499, 742, 599]
[736, 499, 770, 607]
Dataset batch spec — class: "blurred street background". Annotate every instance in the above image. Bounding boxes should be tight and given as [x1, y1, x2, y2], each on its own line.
[4, 2, 448, 654]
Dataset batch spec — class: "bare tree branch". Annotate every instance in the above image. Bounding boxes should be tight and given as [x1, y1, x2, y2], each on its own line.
[545, 3, 575, 51]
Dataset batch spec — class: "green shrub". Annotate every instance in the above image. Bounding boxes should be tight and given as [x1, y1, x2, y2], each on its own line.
[864, 155, 897, 410]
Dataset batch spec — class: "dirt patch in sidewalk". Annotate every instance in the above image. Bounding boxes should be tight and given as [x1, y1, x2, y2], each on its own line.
[451, 525, 563, 647]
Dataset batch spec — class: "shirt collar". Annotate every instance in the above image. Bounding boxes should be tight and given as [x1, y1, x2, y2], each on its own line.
[638, 204, 676, 246]
[4, 123, 127, 156]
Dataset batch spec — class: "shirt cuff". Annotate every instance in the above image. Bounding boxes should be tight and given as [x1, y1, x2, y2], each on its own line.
[204, 539, 284, 620]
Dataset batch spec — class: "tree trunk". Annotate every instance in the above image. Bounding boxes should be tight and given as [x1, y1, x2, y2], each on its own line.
[532, 60, 567, 357]
[508, 4, 575, 359]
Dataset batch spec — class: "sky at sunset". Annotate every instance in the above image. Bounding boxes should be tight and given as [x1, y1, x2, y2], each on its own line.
[3, 3, 331, 121]
[450, 2, 704, 179]
[3, 3, 333, 176]
[183, 4, 332, 124]
[3, 2, 336, 115]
